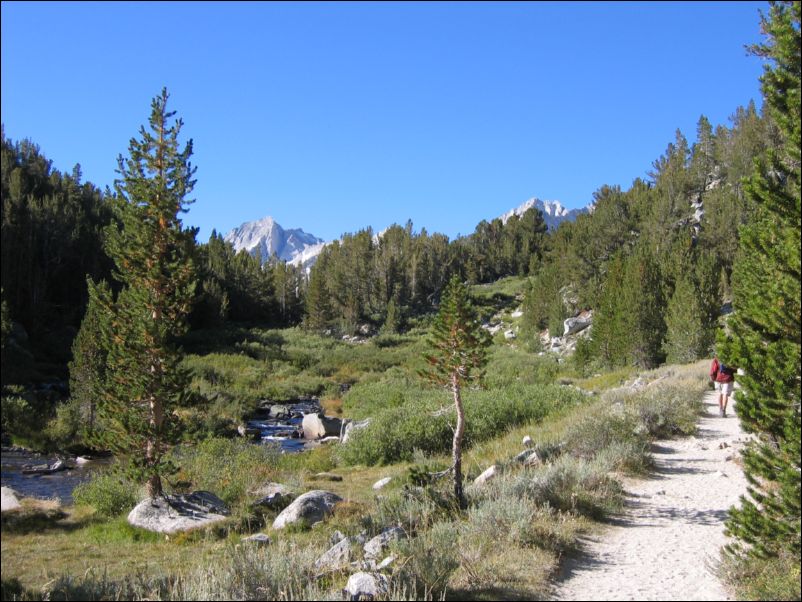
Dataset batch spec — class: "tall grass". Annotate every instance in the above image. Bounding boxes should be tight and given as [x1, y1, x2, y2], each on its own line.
[338, 383, 586, 465]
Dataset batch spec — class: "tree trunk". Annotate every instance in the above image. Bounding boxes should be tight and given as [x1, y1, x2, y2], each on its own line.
[451, 373, 466, 510]
[146, 392, 163, 498]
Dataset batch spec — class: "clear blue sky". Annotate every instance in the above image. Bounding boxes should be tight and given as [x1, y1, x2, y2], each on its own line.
[2, 1, 767, 243]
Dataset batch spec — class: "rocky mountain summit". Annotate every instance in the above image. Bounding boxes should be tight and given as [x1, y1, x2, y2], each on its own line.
[226, 197, 588, 271]
[499, 197, 590, 231]
[224, 216, 325, 268]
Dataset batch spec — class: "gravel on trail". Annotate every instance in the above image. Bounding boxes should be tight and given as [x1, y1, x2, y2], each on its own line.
[553, 390, 750, 601]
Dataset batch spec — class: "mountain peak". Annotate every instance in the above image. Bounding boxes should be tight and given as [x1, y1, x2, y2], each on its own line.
[224, 216, 325, 266]
[500, 197, 589, 230]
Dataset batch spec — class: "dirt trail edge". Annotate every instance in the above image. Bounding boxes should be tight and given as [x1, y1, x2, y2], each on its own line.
[553, 390, 750, 601]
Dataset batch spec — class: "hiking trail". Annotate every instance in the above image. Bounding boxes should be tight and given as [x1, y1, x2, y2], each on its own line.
[553, 390, 750, 601]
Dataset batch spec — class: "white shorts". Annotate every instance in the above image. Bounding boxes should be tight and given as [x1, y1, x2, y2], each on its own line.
[715, 381, 733, 396]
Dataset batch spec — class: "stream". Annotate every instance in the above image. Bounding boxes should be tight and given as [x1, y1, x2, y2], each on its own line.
[1, 399, 335, 504]
[1, 449, 112, 505]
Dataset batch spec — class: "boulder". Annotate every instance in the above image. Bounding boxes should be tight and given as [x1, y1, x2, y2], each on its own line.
[270, 405, 291, 419]
[250, 482, 295, 511]
[340, 418, 371, 444]
[272, 490, 342, 530]
[364, 526, 406, 559]
[344, 572, 389, 601]
[473, 465, 499, 486]
[312, 472, 343, 482]
[523, 451, 542, 467]
[127, 491, 229, 533]
[522, 435, 533, 448]
[241, 533, 270, 546]
[563, 313, 593, 337]
[315, 537, 353, 573]
[237, 424, 261, 439]
[372, 477, 392, 490]
[504, 330, 516, 340]
[302, 413, 343, 440]
[1, 486, 21, 512]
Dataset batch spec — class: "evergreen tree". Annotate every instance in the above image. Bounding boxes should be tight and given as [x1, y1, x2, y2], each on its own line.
[92, 89, 198, 498]
[624, 246, 666, 368]
[663, 272, 709, 364]
[68, 279, 111, 436]
[420, 275, 490, 509]
[721, 1, 801, 559]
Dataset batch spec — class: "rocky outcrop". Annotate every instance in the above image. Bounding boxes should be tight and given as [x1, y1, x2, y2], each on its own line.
[272, 490, 342, 530]
[563, 311, 593, 337]
[127, 491, 229, 534]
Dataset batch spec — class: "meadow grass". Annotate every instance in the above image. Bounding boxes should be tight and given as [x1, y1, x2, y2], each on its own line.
[1, 322, 715, 601]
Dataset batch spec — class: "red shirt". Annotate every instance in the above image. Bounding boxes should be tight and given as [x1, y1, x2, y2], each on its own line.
[710, 358, 735, 383]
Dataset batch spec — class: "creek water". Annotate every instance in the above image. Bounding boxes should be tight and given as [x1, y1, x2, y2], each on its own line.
[1, 449, 112, 505]
[2, 399, 332, 504]
[245, 398, 324, 452]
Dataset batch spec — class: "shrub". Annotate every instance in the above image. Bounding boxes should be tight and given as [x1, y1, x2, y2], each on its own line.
[392, 520, 460, 600]
[73, 471, 141, 518]
[634, 385, 702, 438]
[172, 438, 280, 508]
[338, 383, 584, 466]
[175, 540, 327, 601]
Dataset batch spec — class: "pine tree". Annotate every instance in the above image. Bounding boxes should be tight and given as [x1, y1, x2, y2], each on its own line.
[93, 88, 198, 499]
[721, 1, 800, 559]
[663, 272, 709, 364]
[68, 278, 111, 436]
[420, 275, 490, 509]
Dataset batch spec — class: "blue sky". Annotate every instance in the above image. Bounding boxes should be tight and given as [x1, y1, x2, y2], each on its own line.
[2, 1, 766, 243]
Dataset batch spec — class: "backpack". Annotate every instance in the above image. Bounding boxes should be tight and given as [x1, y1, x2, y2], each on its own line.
[719, 363, 734, 377]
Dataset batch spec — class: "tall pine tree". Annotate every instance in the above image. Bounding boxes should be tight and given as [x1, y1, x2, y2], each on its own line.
[721, 1, 800, 559]
[92, 88, 198, 498]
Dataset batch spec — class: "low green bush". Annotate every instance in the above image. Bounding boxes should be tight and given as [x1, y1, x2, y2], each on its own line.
[73, 472, 141, 518]
[171, 438, 280, 509]
[338, 383, 584, 466]
[719, 549, 802, 601]
[634, 385, 702, 438]
[392, 520, 461, 600]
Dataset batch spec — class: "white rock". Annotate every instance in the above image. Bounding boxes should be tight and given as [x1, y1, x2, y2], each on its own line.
[315, 537, 352, 572]
[127, 492, 229, 534]
[272, 490, 342, 530]
[473, 464, 499, 486]
[376, 555, 396, 570]
[344, 572, 389, 599]
[1, 486, 22, 512]
[340, 418, 372, 444]
[302, 413, 342, 440]
[242, 533, 270, 545]
[372, 477, 392, 490]
[364, 526, 406, 559]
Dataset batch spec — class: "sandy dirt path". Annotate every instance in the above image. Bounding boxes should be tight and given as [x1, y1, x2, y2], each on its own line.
[553, 390, 750, 601]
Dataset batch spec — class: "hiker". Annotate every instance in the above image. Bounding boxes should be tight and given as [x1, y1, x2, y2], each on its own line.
[709, 355, 735, 417]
